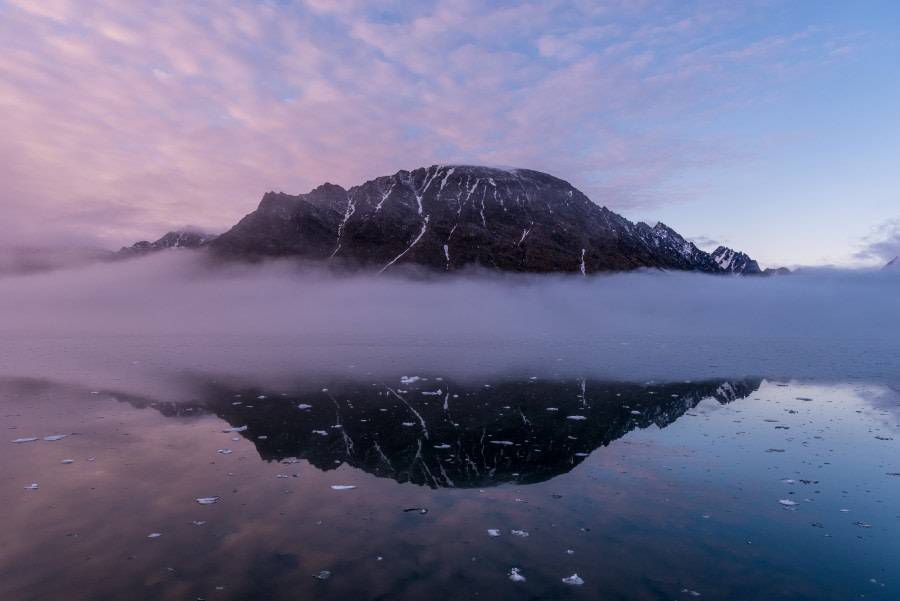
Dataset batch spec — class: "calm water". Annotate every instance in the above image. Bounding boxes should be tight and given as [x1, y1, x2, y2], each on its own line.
[2, 374, 898, 600]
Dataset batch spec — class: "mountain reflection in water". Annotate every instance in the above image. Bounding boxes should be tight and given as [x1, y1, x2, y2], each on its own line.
[122, 376, 763, 488]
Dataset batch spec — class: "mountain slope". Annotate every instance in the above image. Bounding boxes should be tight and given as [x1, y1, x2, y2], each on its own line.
[209, 165, 725, 274]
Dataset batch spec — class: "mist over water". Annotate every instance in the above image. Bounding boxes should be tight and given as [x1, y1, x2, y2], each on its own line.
[1, 252, 898, 388]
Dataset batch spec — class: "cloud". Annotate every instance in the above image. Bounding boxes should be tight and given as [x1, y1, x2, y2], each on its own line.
[855, 218, 900, 263]
[0, 1, 848, 248]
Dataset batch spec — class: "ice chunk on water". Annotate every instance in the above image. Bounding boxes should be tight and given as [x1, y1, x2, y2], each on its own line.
[489, 440, 513, 445]
[330, 485, 357, 490]
[487, 529, 501, 537]
[681, 589, 701, 596]
[60, 459, 74, 464]
[778, 499, 798, 507]
[400, 376, 421, 385]
[508, 567, 526, 582]
[12, 437, 39, 443]
[567, 415, 587, 421]
[562, 574, 584, 585]
[216, 449, 233, 455]
[511, 530, 529, 537]
[24, 483, 39, 490]
[190, 520, 206, 526]
[43, 435, 66, 441]
[313, 570, 331, 580]
[298, 404, 313, 410]
[147, 532, 162, 538]
[196, 497, 220, 505]
[434, 444, 451, 449]
[222, 426, 247, 433]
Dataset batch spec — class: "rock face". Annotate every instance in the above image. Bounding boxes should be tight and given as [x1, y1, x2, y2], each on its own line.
[209, 165, 726, 274]
[711, 246, 762, 275]
[118, 230, 218, 256]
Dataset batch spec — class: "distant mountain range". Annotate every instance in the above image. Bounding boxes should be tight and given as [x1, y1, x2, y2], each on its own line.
[120, 165, 787, 276]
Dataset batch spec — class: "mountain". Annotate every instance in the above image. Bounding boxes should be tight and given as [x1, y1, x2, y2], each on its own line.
[208, 165, 728, 274]
[711, 246, 762, 275]
[117, 229, 218, 256]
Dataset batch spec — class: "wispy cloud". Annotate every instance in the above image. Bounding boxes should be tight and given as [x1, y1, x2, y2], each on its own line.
[0, 0, 849, 248]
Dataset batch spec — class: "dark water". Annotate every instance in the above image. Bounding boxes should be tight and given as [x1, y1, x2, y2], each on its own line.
[2, 374, 898, 600]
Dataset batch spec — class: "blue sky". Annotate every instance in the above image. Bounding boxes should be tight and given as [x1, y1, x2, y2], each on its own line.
[1, 0, 898, 267]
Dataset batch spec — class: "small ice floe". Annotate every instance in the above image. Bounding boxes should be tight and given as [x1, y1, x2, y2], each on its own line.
[330, 485, 357, 490]
[312, 430, 328, 436]
[852, 521, 872, 528]
[43, 435, 66, 441]
[839, 508, 850, 513]
[196, 497, 220, 505]
[562, 574, 584, 586]
[574, 452, 589, 457]
[60, 459, 74, 464]
[422, 390, 442, 396]
[400, 376, 421, 385]
[510, 530, 529, 537]
[313, 570, 331, 580]
[630, 410, 641, 415]
[778, 499, 798, 507]
[257, 395, 266, 400]
[681, 589, 701, 596]
[781, 479, 796, 484]
[147, 532, 162, 538]
[545, 407, 558, 411]
[489, 440, 513, 446]
[258, 435, 268, 440]
[401, 422, 415, 427]
[487, 529, 501, 538]
[566, 415, 587, 421]
[222, 426, 247, 433]
[12, 437, 38, 444]
[508, 567, 526, 582]
[24, 483, 39, 490]
[189, 520, 206, 526]
[434, 444, 451, 449]
[216, 449, 233, 455]
[298, 404, 313, 410]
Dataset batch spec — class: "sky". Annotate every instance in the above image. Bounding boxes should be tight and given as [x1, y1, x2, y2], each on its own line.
[1, 0, 898, 268]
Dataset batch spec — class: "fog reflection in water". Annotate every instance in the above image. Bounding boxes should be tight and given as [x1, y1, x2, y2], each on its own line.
[1, 375, 897, 601]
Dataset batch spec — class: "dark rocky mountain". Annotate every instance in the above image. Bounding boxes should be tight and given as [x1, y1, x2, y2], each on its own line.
[207, 165, 730, 274]
[117, 229, 218, 256]
[711, 245, 762, 275]
[763, 266, 792, 276]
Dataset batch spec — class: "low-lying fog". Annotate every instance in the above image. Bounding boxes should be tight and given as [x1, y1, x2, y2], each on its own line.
[1, 252, 898, 389]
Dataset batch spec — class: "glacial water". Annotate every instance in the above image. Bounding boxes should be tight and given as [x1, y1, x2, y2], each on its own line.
[2, 371, 897, 601]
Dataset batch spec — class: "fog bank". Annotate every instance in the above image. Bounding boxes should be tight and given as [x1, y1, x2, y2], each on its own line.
[1, 253, 898, 387]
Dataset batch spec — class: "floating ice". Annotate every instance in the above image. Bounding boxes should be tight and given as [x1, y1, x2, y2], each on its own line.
[489, 440, 513, 445]
[330, 485, 357, 490]
[43, 435, 66, 441]
[298, 404, 313, 410]
[508, 567, 526, 582]
[567, 415, 587, 421]
[781, 479, 796, 484]
[402, 422, 415, 427]
[630, 410, 641, 415]
[400, 376, 421, 385]
[778, 499, 798, 507]
[313, 570, 331, 580]
[434, 444, 451, 449]
[312, 430, 328, 436]
[487, 529, 501, 537]
[216, 449, 233, 455]
[24, 483, 39, 490]
[190, 520, 206, 526]
[852, 521, 872, 528]
[562, 574, 584, 585]
[12, 437, 38, 443]
[222, 426, 247, 433]
[196, 497, 220, 505]
[681, 589, 701, 596]
[574, 452, 589, 457]
[60, 459, 74, 464]
[511, 530, 529, 537]
[546, 407, 558, 411]
[147, 532, 162, 538]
